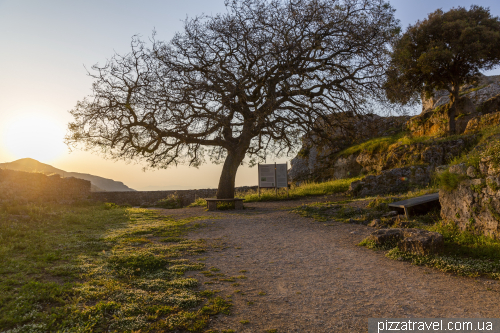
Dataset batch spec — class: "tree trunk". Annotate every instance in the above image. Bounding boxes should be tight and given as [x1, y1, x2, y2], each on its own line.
[216, 148, 247, 199]
[448, 88, 459, 135]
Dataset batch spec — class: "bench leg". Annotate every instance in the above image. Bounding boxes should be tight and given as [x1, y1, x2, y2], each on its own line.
[207, 201, 217, 211]
[234, 200, 243, 210]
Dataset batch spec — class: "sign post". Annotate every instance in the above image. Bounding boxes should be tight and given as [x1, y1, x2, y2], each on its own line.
[258, 163, 288, 198]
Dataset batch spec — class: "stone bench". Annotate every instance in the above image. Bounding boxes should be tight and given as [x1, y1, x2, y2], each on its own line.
[205, 198, 244, 211]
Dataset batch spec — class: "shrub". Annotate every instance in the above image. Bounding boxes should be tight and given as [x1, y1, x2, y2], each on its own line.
[188, 198, 207, 208]
[436, 170, 466, 192]
[155, 194, 182, 209]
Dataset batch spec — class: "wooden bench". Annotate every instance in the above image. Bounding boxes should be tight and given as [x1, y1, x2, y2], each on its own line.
[205, 198, 244, 211]
[388, 192, 440, 218]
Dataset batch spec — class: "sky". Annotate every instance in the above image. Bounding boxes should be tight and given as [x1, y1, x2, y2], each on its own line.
[1, 0, 500, 191]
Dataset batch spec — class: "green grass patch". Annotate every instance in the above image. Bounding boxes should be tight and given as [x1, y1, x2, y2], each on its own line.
[360, 210, 500, 279]
[188, 197, 207, 207]
[154, 194, 182, 209]
[0, 202, 226, 332]
[435, 170, 467, 191]
[241, 177, 361, 203]
[338, 132, 405, 157]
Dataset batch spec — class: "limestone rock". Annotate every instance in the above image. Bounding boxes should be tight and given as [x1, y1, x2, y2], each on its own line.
[349, 166, 433, 197]
[440, 162, 500, 238]
[407, 75, 500, 137]
[465, 110, 500, 133]
[333, 154, 362, 180]
[366, 228, 443, 255]
[397, 229, 444, 255]
[367, 228, 404, 245]
[288, 113, 410, 181]
[467, 166, 477, 178]
[368, 219, 383, 228]
[448, 163, 467, 176]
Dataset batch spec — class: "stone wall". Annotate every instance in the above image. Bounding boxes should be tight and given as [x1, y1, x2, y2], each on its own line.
[90, 186, 259, 207]
[0, 169, 91, 204]
[440, 161, 500, 238]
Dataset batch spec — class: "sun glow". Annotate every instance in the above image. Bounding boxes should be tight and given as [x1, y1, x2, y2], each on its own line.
[2, 113, 67, 162]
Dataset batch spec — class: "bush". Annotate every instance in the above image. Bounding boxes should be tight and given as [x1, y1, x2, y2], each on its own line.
[436, 170, 466, 192]
[155, 195, 182, 209]
[188, 198, 207, 208]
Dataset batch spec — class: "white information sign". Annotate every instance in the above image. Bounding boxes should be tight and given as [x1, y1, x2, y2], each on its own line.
[258, 163, 288, 188]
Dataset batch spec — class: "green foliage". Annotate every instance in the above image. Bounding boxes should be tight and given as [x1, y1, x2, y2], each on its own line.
[217, 201, 236, 210]
[0, 203, 226, 332]
[384, 5, 500, 133]
[436, 170, 466, 191]
[382, 221, 500, 279]
[460, 84, 488, 96]
[470, 183, 486, 194]
[480, 138, 500, 167]
[188, 197, 207, 207]
[487, 203, 500, 222]
[242, 177, 362, 203]
[155, 194, 182, 209]
[338, 132, 404, 157]
[487, 181, 500, 192]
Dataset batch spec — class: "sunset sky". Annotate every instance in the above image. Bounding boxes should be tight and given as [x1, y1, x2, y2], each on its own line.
[1, 0, 499, 191]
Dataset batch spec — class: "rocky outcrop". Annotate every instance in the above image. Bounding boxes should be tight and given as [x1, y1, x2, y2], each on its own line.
[406, 75, 500, 137]
[348, 166, 433, 197]
[465, 111, 500, 133]
[366, 228, 443, 255]
[332, 155, 362, 179]
[439, 138, 500, 238]
[289, 113, 410, 181]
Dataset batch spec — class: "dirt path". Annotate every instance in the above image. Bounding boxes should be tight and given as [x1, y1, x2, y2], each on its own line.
[161, 199, 500, 333]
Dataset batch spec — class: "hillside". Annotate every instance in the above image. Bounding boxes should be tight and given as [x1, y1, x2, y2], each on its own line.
[289, 74, 500, 184]
[0, 158, 135, 192]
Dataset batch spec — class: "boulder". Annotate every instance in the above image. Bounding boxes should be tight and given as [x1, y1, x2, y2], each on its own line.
[448, 163, 467, 176]
[365, 228, 443, 255]
[333, 154, 362, 179]
[366, 228, 404, 245]
[465, 110, 500, 133]
[397, 229, 444, 255]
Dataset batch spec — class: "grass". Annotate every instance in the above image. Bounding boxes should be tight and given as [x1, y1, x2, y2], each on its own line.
[435, 170, 467, 191]
[241, 176, 362, 203]
[337, 129, 480, 160]
[154, 194, 182, 209]
[338, 132, 405, 157]
[357, 202, 500, 279]
[188, 198, 207, 208]
[0, 201, 230, 332]
[292, 187, 438, 223]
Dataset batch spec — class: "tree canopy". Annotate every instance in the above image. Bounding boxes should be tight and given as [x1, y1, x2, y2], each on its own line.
[384, 5, 500, 134]
[66, 0, 399, 198]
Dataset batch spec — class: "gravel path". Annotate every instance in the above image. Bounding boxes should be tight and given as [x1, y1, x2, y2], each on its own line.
[161, 199, 500, 333]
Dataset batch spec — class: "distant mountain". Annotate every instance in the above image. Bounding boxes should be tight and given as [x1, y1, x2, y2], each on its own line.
[0, 158, 136, 192]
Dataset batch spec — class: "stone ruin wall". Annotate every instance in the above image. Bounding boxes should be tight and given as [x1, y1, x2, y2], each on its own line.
[90, 186, 259, 207]
[0, 169, 91, 204]
[0, 167, 259, 207]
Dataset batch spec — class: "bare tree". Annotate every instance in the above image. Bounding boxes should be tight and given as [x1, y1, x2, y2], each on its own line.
[66, 0, 399, 198]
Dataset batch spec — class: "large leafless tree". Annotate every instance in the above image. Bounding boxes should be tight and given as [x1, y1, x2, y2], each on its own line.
[66, 0, 399, 198]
